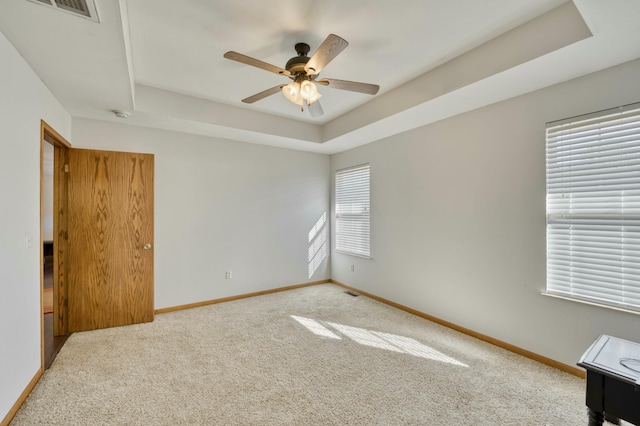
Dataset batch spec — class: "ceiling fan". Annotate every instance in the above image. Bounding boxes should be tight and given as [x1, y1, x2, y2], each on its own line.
[223, 34, 380, 117]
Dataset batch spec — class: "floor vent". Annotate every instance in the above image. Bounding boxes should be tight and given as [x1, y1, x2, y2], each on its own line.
[27, 0, 100, 23]
[344, 291, 360, 297]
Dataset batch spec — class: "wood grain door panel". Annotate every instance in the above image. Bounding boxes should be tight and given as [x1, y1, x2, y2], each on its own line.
[67, 148, 154, 332]
[53, 143, 69, 336]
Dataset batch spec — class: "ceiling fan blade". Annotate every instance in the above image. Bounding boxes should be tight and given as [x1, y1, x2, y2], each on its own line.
[242, 85, 286, 104]
[224, 51, 291, 78]
[308, 100, 324, 117]
[304, 34, 349, 76]
[316, 78, 380, 95]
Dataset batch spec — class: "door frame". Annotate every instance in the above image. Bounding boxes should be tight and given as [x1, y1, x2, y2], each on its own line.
[40, 120, 71, 369]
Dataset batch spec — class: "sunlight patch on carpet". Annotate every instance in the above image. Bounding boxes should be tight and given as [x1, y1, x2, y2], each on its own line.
[291, 315, 341, 339]
[292, 315, 467, 366]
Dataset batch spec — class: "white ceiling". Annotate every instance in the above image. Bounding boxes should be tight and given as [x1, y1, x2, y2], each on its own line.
[1, 0, 640, 154]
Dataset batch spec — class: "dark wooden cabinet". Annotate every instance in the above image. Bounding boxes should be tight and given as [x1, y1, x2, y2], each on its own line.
[578, 335, 640, 426]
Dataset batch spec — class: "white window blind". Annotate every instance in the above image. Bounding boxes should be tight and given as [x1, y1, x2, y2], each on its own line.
[336, 164, 370, 257]
[546, 102, 640, 312]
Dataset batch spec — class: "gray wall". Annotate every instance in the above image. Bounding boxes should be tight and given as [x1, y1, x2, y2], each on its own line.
[331, 58, 640, 367]
[0, 30, 71, 420]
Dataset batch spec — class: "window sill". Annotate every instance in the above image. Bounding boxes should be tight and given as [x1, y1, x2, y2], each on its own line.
[335, 249, 371, 260]
[541, 292, 640, 316]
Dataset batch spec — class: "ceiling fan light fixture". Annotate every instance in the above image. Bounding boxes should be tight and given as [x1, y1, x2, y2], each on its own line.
[283, 80, 320, 107]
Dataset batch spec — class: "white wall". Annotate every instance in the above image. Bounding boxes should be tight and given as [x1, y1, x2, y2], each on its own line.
[71, 119, 331, 309]
[0, 31, 71, 421]
[331, 58, 640, 368]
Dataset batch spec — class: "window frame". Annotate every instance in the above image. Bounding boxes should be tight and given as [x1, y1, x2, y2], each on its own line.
[335, 163, 371, 258]
[545, 102, 640, 314]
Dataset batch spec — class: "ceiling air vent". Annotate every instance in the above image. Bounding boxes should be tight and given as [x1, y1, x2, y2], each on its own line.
[26, 0, 100, 23]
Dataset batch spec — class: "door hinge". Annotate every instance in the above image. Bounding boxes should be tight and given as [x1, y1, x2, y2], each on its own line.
[64, 164, 69, 173]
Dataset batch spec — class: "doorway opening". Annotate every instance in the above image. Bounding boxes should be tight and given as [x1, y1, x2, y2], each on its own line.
[41, 121, 70, 369]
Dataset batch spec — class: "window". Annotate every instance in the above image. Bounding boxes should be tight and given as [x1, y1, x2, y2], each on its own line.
[335, 164, 370, 257]
[546, 103, 640, 312]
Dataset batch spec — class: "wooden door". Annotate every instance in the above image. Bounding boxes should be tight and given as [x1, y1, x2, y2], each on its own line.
[67, 148, 154, 332]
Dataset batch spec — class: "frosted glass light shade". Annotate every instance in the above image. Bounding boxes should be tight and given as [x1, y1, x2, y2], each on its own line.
[282, 82, 302, 105]
[308, 92, 322, 104]
[300, 80, 318, 100]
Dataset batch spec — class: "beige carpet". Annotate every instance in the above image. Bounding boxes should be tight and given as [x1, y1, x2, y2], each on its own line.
[14, 284, 595, 425]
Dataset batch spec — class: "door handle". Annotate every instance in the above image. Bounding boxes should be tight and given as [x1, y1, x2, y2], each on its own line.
[143, 243, 152, 250]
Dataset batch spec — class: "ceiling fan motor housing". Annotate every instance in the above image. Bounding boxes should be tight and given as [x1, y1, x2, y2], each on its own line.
[286, 42, 312, 75]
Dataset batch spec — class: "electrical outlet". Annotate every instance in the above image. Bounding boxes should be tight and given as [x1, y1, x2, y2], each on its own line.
[225, 271, 232, 279]
[350, 264, 355, 272]
[25, 232, 33, 248]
